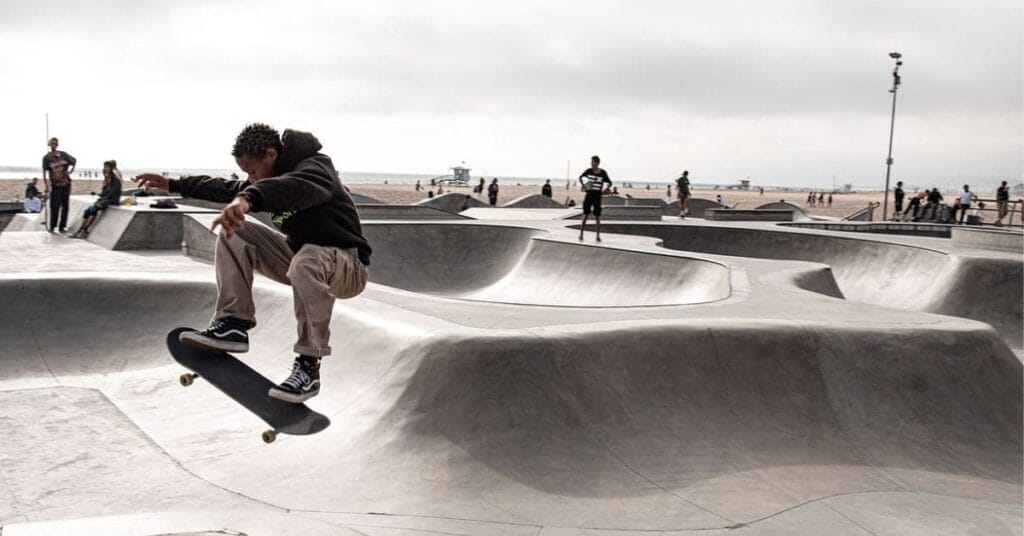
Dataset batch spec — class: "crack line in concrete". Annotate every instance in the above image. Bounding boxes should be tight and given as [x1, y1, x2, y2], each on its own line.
[819, 499, 880, 536]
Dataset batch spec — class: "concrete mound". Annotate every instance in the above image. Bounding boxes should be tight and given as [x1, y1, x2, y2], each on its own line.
[414, 192, 489, 214]
[665, 198, 726, 217]
[502, 193, 564, 209]
[755, 201, 814, 221]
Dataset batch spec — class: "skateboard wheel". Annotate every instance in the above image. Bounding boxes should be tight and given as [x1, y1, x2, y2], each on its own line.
[262, 430, 277, 444]
[179, 373, 198, 387]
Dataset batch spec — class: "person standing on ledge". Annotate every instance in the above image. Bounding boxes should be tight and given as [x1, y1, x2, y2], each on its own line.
[892, 181, 905, 220]
[134, 123, 372, 403]
[578, 155, 612, 241]
[676, 170, 691, 218]
[42, 137, 77, 233]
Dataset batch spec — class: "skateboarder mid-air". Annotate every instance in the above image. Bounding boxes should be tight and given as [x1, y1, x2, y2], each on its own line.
[135, 123, 371, 403]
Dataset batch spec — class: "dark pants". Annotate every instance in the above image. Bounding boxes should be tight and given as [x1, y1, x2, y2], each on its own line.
[582, 191, 603, 217]
[488, 194, 498, 206]
[49, 185, 71, 230]
[958, 204, 970, 224]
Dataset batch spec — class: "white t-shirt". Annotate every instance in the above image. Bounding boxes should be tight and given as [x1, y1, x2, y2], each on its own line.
[959, 191, 976, 205]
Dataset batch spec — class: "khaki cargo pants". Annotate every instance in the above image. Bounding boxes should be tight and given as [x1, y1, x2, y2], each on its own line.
[213, 222, 368, 357]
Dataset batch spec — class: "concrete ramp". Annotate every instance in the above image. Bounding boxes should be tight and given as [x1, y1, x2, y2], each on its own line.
[453, 238, 730, 306]
[756, 201, 814, 221]
[415, 192, 489, 213]
[0, 274, 1019, 533]
[599, 223, 1024, 349]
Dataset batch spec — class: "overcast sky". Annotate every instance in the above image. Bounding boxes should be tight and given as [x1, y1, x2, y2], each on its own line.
[1, 0, 1020, 188]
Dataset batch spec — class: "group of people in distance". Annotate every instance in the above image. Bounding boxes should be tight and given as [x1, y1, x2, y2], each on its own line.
[893, 180, 1014, 225]
[28, 137, 123, 237]
[806, 191, 833, 207]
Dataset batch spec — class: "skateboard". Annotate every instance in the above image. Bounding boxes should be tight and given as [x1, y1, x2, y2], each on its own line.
[167, 327, 330, 443]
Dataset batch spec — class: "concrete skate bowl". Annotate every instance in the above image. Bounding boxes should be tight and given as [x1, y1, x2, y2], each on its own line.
[0, 275, 1019, 532]
[597, 223, 1024, 348]
[362, 222, 731, 307]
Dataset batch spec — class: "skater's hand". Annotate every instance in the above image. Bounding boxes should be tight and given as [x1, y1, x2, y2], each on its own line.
[212, 197, 250, 239]
[134, 173, 169, 192]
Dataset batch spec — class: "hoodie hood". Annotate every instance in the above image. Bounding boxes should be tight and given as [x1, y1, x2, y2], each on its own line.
[274, 129, 323, 175]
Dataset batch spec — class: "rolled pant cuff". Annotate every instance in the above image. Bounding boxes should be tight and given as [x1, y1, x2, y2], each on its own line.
[294, 344, 331, 358]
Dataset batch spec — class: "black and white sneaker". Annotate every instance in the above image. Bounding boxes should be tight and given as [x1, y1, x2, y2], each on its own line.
[268, 357, 321, 403]
[179, 318, 250, 353]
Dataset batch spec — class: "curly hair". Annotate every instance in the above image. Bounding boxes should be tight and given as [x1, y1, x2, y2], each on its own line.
[231, 123, 283, 158]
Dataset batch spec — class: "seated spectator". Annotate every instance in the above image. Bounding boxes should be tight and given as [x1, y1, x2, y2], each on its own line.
[71, 160, 122, 239]
[921, 188, 943, 221]
[25, 177, 41, 199]
[903, 191, 925, 221]
[23, 190, 43, 213]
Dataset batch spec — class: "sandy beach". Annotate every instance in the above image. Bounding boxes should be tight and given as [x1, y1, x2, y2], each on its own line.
[2, 178, 1017, 224]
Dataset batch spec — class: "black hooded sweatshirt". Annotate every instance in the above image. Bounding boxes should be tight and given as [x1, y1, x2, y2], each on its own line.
[167, 129, 372, 266]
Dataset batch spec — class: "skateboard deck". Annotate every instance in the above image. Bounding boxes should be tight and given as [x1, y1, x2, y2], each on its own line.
[167, 327, 330, 443]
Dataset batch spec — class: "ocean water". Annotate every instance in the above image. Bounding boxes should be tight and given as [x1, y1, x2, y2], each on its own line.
[0, 166, 587, 187]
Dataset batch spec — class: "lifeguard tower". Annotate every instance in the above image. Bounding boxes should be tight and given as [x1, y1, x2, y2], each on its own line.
[431, 162, 472, 187]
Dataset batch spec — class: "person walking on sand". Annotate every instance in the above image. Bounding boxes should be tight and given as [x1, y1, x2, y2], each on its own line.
[71, 160, 122, 239]
[134, 123, 371, 403]
[995, 180, 1010, 226]
[578, 155, 612, 241]
[676, 170, 691, 217]
[487, 178, 500, 206]
[42, 137, 77, 233]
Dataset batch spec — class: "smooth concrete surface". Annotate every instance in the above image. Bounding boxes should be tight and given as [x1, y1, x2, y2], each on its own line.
[503, 193, 566, 209]
[783, 221, 954, 238]
[0, 212, 1021, 535]
[706, 209, 794, 222]
[952, 226, 1024, 254]
[567, 206, 664, 221]
[754, 202, 814, 221]
[357, 204, 471, 220]
[598, 221, 1024, 349]
[667, 198, 725, 218]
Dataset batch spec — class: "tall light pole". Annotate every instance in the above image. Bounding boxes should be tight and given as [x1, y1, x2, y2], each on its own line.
[882, 52, 902, 221]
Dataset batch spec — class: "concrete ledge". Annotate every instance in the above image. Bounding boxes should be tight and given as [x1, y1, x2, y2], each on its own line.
[2, 212, 45, 231]
[568, 206, 663, 221]
[952, 227, 1024, 254]
[782, 221, 954, 238]
[359, 204, 470, 220]
[706, 209, 794, 221]
[66, 196, 217, 250]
